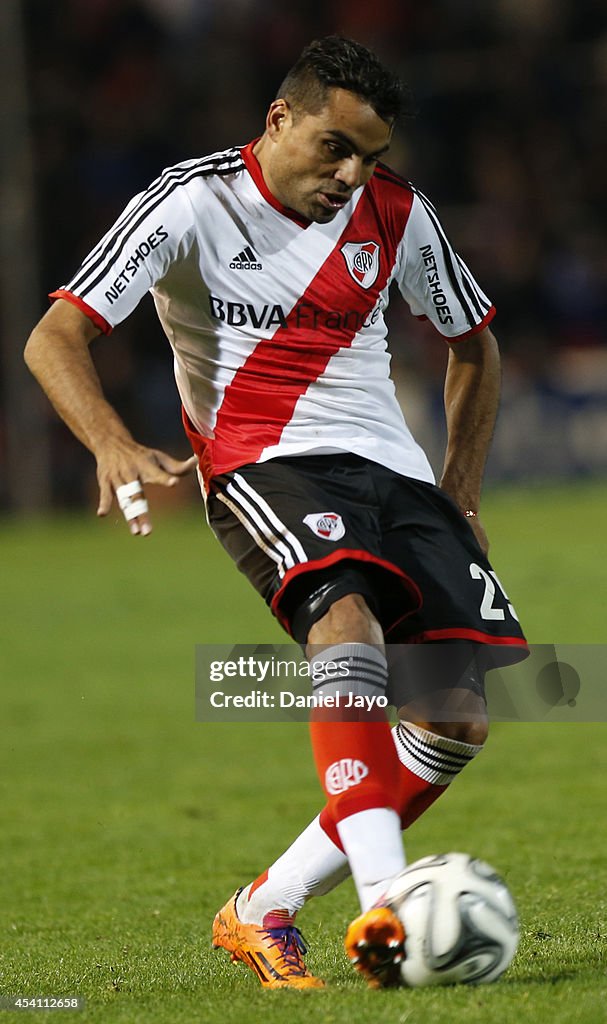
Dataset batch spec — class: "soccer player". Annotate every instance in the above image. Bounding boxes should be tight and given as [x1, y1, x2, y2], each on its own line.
[25, 36, 527, 989]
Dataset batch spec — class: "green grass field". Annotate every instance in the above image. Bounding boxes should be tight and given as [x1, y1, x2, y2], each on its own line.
[1, 482, 606, 1023]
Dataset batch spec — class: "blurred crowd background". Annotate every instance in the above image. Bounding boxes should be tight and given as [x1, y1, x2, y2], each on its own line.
[2, 0, 606, 508]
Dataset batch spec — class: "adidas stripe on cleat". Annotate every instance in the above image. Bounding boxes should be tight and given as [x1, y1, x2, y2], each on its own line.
[212, 889, 325, 989]
[345, 906, 405, 988]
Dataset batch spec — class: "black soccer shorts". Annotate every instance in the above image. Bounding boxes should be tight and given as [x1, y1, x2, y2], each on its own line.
[206, 453, 527, 660]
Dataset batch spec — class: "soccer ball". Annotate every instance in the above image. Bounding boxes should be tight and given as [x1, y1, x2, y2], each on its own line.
[385, 852, 519, 987]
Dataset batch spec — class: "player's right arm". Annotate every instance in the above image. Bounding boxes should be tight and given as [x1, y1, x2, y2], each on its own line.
[25, 163, 201, 533]
[24, 299, 196, 535]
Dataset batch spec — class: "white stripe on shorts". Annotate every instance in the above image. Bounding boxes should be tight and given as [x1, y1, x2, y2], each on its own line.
[215, 490, 288, 577]
[215, 476, 308, 578]
[231, 472, 308, 565]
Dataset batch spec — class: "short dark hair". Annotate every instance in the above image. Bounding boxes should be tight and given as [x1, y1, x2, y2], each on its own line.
[276, 36, 410, 124]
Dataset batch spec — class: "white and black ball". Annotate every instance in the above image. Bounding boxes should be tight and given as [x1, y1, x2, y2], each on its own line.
[385, 852, 519, 987]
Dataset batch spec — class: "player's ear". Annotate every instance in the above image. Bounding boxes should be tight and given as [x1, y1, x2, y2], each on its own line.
[266, 99, 292, 140]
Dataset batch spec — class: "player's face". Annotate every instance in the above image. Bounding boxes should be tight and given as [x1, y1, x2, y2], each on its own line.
[260, 88, 393, 223]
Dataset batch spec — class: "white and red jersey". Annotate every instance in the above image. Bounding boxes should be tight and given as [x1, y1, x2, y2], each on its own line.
[51, 141, 495, 488]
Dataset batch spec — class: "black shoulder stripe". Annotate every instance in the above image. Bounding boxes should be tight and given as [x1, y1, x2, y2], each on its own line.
[71, 152, 243, 296]
[373, 169, 413, 194]
[456, 255, 491, 317]
[72, 149, 242, 287]
[458, 268, 489, 320]
[376, 162, 412, 188]
[78, 160, 244, 298]
[411, 185, 477, 327]
[73, 154, 243, 295]
[71, 151, 242, 292]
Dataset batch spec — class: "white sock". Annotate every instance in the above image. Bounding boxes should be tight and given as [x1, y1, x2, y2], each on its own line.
[238, 729, 412, 922]
[238, 724, 477, 922]
[337, 806, 405, 912]
[236, 720, 479, 929]
[237, 814, 349, 925]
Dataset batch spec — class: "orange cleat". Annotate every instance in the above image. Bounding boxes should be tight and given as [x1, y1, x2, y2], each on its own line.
[344, 906, 406, 988]
[212, 890, 325, 990]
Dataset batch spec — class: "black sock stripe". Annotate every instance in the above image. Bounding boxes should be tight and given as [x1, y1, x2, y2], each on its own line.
[311, 651, 388, 691]
[398, 723, 475, 765]
[397, 724, 474, 771]
[394, 730, 462, 777]
[398, 724, 474, 767]
[340, 670, 388, 689]
[312, 678, 386, 693]
[341, 656, 388, 681]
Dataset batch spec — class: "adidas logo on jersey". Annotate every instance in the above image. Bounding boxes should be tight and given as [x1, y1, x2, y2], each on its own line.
[230, 245, 262, 271]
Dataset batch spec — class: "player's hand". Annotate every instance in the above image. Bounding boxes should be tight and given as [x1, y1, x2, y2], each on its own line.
[95, 440, 198, 536]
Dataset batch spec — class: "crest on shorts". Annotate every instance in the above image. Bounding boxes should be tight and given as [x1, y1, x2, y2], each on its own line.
[341, 241, 381, 289]
[303, 512, 345, 542]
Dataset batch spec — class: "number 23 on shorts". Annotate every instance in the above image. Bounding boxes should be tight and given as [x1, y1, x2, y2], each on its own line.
[469, 563, 519, 622]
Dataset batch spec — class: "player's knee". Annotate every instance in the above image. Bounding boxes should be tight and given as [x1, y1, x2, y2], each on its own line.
[458, 718, 489, 746]
[306, 592, 383, 649]
[427, 718, 489, 747]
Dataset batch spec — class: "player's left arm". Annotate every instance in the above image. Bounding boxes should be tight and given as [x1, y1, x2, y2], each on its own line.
[439, 326, 501, 554]
[393, 185, 500, 551]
